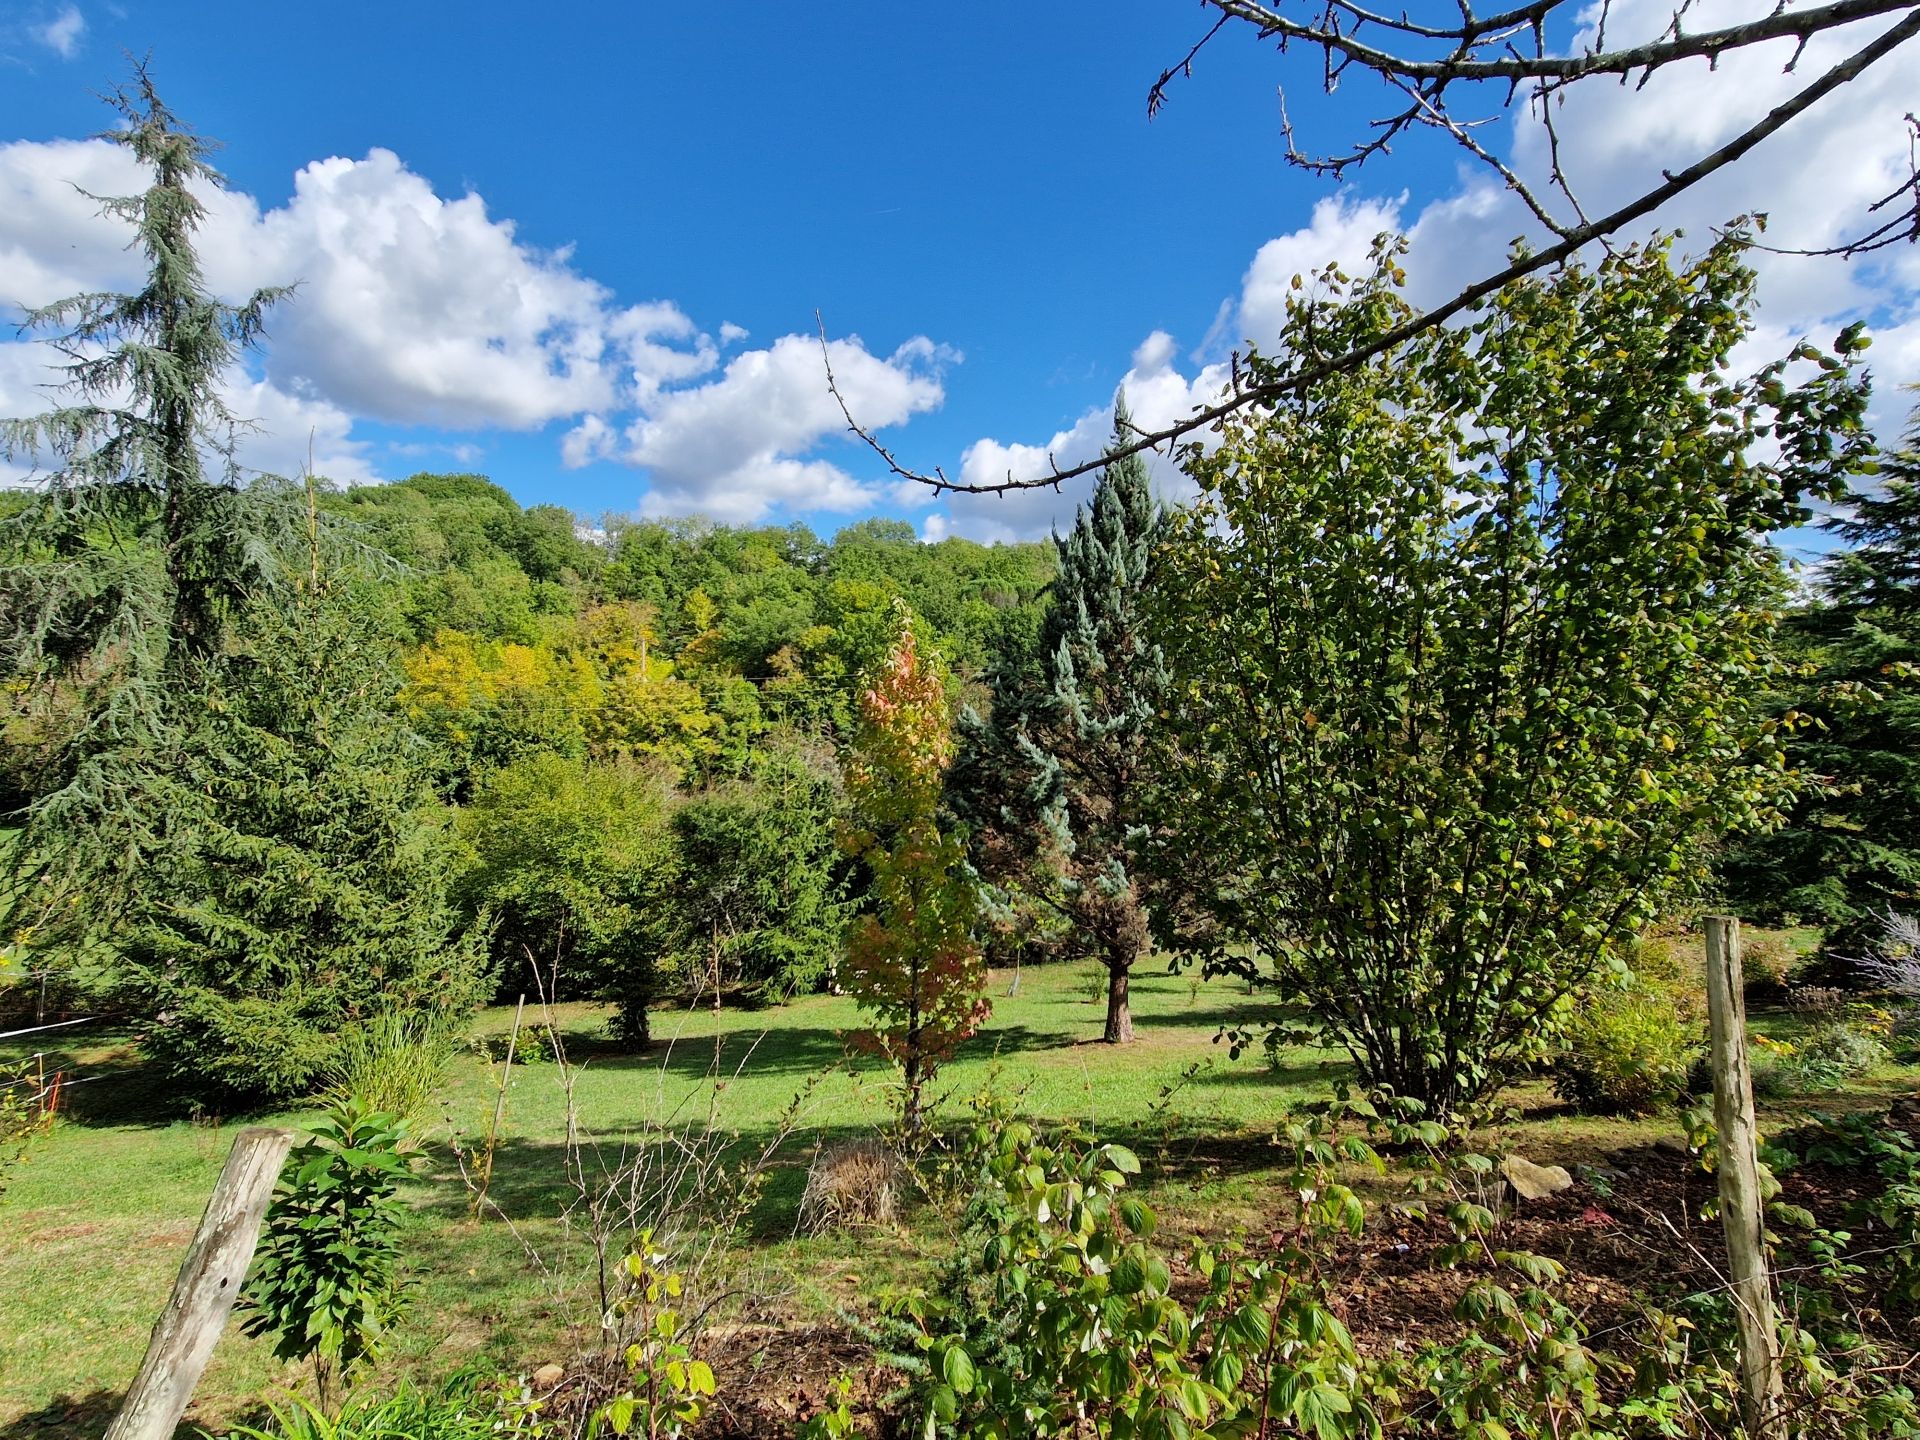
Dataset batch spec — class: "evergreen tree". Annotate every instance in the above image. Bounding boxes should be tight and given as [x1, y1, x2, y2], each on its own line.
[0, 82, 482, 1103]
[1722, 401, 1920, 952]
[955, 404, 1167, 1043]
[1, 69, 291, 946]
[128, 496, 487, 1103]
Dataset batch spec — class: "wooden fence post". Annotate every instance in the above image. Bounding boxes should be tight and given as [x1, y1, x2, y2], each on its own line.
[1703, 915, 1785, 1439]
[105, 1124, 297, 1440]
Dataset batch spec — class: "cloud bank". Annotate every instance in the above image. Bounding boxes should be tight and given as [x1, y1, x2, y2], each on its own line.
[0, 136, 944, 516]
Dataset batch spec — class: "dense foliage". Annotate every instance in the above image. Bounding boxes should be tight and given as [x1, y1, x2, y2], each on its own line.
[243, 1098, 413, 1409]
[873, 1103, 1920, 1440]
[1155, 233, 1873, 1115]
[1722, 405, 1920, 956]
[129, 556, 485, 1101]
[842, 613, 988, 1133]
[454, 752, 678, 1041]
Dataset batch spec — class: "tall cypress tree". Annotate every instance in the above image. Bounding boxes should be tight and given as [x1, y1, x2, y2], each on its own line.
[1723, 403, 1920, 952]
[957, 403, 1167, 1042]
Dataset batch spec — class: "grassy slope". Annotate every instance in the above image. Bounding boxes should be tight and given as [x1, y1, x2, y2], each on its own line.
[0, 953, 1913, 1434]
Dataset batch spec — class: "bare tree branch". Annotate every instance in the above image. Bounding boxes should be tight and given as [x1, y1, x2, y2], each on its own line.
[1202, 0, 1913, 88]
[832, 6, 1920, 496]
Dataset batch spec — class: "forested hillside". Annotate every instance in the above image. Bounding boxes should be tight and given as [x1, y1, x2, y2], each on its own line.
[2, 463, 1054, 1093]
[6, 63, 1920, 1440]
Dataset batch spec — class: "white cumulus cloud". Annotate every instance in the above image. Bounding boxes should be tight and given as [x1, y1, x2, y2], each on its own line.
[623, 334, 950, 523]
[0, 135, 949, 518]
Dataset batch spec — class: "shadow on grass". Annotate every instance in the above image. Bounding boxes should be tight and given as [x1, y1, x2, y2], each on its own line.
[545, 1020, 1080, 1086]
[0, 1390, 133, 1440]
[3, 1033, 187, 1130]
[1193, 1057, 1352, 1091]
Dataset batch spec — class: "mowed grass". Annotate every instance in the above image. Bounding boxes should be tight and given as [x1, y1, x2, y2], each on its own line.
[0, 964, 1339, 1433]
[1, 949, 1913, 1436]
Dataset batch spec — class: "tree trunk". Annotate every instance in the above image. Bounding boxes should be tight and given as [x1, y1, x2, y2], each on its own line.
[1103, 961, 1134, 1044]
[902, 1050, 924, 1136]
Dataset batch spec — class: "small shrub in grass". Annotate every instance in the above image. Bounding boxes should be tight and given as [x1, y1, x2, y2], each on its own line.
[1754, 1018, 1891, 1097]
[1554, 978, 1704, 1115]
[242, 1097, 411, 1410]
[1743, 931, 1798, 1002]
[213, 1367, 525, 1440]
[589, 1234, 714, 1440]
[0, 1055, 53, 1199]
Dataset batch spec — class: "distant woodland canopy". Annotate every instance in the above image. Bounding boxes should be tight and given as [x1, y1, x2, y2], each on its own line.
[0, 463, 1058, 1091]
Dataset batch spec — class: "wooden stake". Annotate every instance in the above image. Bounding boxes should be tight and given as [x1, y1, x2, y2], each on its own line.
[1704, 915, 1785, 1439]
[473, 994, 524, 1219]
[106, 1125, 297, 1440]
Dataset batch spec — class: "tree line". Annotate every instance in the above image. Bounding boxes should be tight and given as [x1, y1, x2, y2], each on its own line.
[3, 79, 1915, 1125]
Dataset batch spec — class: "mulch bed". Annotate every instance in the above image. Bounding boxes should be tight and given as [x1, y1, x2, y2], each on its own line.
[551, 1111, 1919, 1437]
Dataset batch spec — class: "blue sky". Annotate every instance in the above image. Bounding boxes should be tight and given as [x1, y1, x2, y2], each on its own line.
[3, 1, 1917, 546]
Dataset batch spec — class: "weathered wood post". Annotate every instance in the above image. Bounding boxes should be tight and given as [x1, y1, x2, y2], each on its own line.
[1703, 915, 1785, 1439]
[105, 1124, 297, 1440]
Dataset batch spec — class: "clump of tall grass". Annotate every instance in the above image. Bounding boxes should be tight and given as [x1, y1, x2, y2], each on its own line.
[323, 1010, 458, 1129]
[214, 1367, 515, 1440]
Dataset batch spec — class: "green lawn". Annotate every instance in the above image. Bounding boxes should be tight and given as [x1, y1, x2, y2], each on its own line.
[0, 953, 1912, 1436]
[0, 964, 1343, 1433]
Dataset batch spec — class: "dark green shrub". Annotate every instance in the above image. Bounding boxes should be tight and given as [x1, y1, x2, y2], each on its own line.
[160, 994, 341, 1105]
[1743, 931, 1798, 1001]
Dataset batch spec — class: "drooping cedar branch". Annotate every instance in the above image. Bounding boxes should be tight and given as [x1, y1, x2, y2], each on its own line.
[827, 2, 1920, 495]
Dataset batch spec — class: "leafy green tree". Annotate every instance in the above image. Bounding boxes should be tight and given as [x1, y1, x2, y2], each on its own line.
[956, 404, 1167, 1042]
[842, 611, 987, 1133]
[662, 736, 849, 999]
[1156, 233, 1872, 1116]
[454, 752, 678, 1043]
[0, 69, 291, 947]
[1723, 401, 1920, 954]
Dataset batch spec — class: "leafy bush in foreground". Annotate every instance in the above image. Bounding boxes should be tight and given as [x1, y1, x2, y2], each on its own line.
[874, 1099, 1917, 1439]
[243, 1099, 412, 1410]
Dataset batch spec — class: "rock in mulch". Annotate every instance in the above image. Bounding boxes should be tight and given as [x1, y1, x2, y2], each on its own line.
[1500, 1153, 1574, 1200]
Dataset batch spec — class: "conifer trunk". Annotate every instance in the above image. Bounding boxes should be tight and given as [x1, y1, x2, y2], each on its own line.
[1103, 959, 1134, 1044]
